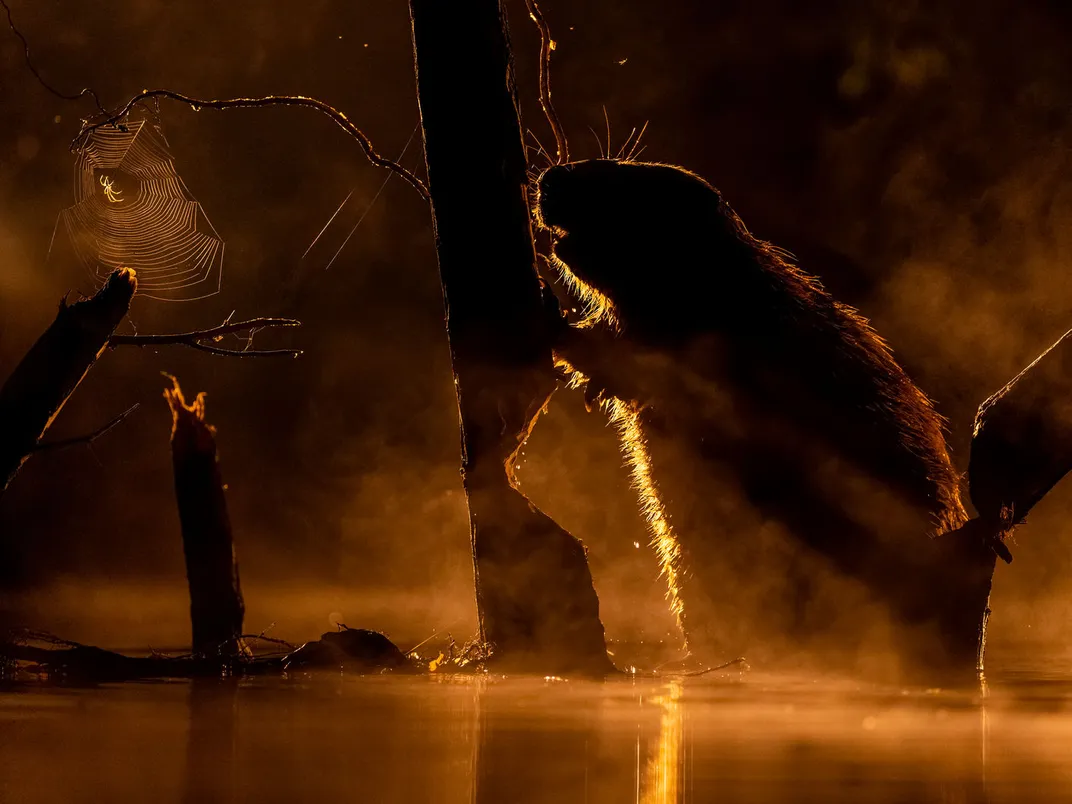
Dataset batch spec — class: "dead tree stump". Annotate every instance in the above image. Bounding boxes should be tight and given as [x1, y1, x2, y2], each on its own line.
[164, 377, 244, 657]
[409, 0, 611, 673]
[0, 269, 136, 497]
[970, 327, 1072, 533]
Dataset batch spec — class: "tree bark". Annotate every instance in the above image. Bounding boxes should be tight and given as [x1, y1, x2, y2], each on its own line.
[409, 0, 611, 673]
[164, 377, 244, 657]
[0, 269, 136, 497]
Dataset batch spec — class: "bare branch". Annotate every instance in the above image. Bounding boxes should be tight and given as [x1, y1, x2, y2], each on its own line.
[182, 342, 301, 359]
[32, 403, 140, 453]
[109, 317, 302, 358]
[0, 0, 107, 115]
[72, 90, 430, 200]
[524, 0, 569, 165]
[2, 0, 425, 198]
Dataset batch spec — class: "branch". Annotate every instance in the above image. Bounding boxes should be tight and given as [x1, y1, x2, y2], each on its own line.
[32, 403, 140, 453]
[0, 0, 107, 115]
[109, 317, 302, 358]
[524, 0, 569, 165]
[73, 90, 430, 201]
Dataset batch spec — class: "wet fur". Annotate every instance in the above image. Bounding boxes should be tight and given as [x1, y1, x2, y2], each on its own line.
[537, 159, 970, 664]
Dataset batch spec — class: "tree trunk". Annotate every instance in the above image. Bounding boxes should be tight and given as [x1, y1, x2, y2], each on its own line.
[935, 327, 1072, 680]
[409, 0, 611, 673]
[970, 327, 1072, 532]
[0, 269, 136, 497]
[164, 377, 244, 657]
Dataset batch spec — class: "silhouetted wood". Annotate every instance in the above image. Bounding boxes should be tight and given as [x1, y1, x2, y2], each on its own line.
[900, 518, 996, 682]
[0, 268, 136, 498]
[932, 327, 1072, 678]
[970, 328, 1072, 533]
[282, 628, 409, 671]
[109, 316, 302, 358]
[409, 0, 611, 673]
[164, 377, 245, 657]
[0, 628, 416, 682]
[0, 270, 299, 504]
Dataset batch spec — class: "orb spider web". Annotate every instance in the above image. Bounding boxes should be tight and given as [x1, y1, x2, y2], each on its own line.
[55, 112, 224, 301]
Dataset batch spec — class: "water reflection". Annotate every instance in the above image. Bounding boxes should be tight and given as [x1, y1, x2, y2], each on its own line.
[183, 679, 238, 804]
[4, 672, 1072, 803]
[640, 680, 683, 804]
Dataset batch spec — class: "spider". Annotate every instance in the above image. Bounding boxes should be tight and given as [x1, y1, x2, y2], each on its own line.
[99, 175, 123, 203]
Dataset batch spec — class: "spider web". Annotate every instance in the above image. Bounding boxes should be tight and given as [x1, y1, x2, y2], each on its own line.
[56, 115, 224, 301]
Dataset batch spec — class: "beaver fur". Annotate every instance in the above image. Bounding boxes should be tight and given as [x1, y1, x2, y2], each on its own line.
[536, 158, 983, 671]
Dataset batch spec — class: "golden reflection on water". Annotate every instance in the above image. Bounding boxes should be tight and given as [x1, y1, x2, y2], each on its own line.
[639, 680, 684, 804]
[3, 670, 1072, 803]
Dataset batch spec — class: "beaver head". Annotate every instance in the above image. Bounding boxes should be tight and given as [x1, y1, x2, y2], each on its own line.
[536, 159, 755, 333]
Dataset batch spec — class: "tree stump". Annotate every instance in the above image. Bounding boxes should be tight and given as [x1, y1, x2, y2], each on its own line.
[164, 377, 244, 657]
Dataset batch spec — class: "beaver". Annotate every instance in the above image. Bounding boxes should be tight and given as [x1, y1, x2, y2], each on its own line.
[535, 159, 996, 675]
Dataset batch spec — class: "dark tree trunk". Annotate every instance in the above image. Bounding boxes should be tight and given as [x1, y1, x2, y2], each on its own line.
[911, 520, 996, 681]
[970, 327, 1072, 531]
[409, 0, 611, 673]
[0, 269, 136, 497]
[164, 377, 244, 657]
[885, 324, 1072, 680]
[937, 327, 1072, 680]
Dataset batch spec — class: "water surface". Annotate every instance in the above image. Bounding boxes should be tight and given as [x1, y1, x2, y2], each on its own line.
[3, 660, 1072, 803]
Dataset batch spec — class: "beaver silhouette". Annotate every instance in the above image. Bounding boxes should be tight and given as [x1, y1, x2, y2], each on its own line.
[536, 159, 994, 673]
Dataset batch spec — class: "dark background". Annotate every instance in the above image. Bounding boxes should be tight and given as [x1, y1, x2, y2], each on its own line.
[1, 0, 1071, 658]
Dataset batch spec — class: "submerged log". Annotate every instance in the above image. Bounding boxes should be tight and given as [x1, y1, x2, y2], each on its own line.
[409, 0, 611, 673]
[0, 628, 413, 682]
[164, 376, 245, 657]
[0, 269, 136, 497]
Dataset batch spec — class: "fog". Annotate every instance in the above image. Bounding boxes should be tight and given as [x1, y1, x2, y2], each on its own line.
[1, 0, 1071, 657]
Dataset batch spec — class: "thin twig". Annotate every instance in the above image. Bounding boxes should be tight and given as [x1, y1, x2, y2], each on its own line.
[180, 342, 301, 359]
[0, 0, 107, 115]
[32, 404, 140, 453]
[237, 633, 296, 651]
[405, 630, 440, 656]
[109, 317, 302, 358]
[672, 657, 747, 677]
[524, 0, 569, 165]
[109, 317, 299, 345]
[73, 90, 430, 201]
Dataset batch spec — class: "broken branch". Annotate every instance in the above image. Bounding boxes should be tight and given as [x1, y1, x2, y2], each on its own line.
[164, 375, 245, 657]
[0, 269, 136, 497]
